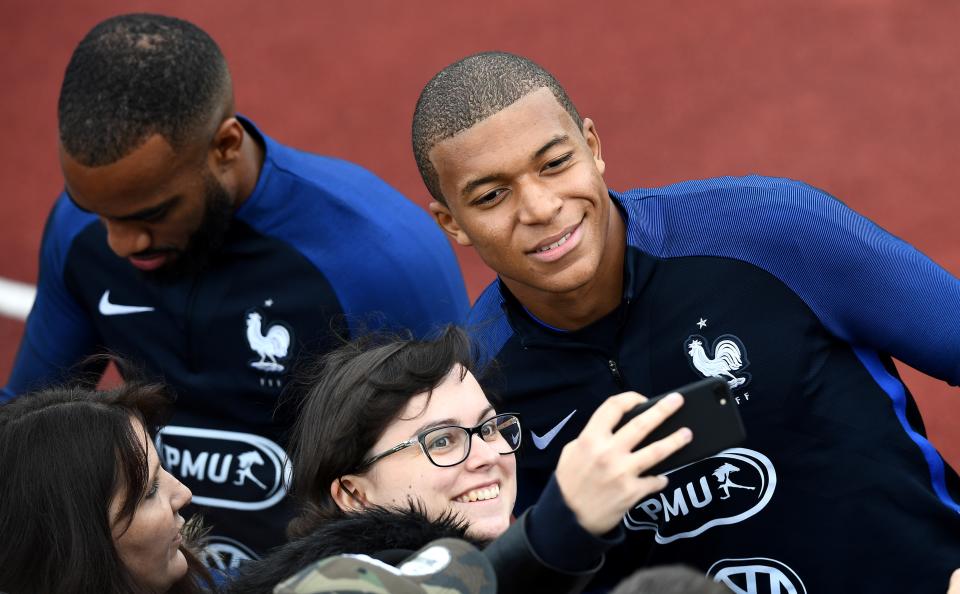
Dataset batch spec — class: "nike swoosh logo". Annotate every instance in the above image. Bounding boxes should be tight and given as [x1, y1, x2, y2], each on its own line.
[98, 290, 155, 316]
[530, 410, 577, 450]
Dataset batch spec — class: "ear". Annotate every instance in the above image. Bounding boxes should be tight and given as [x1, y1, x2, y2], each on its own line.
[209, 117, 245, 168]
[330, 476, 369, 513]
[428, 201, 473, 247]
[582, 117, 605, 177]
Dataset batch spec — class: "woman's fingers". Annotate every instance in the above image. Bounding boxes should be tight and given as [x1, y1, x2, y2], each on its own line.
[579, 391, 648, 437]
[948, 568, 960, 594]
[634, 474, 670, 497]
[629, 427, 693, 476]
[612, 391, 685, 451]
[555, 390, 693, 536]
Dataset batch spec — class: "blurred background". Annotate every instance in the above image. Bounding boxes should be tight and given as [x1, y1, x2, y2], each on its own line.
[1, 0, 957, 467]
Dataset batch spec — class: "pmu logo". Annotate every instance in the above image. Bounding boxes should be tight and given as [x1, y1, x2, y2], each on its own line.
[708, 557, 807, 594]
[623, 448, 776, 543]
[200, 536, 259, 571]
[156, 426, 291, 510]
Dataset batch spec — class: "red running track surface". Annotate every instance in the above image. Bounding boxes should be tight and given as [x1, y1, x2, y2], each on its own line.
[1, 0, 957, 468]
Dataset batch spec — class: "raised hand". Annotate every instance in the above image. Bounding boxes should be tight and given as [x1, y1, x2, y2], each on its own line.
[554, 391, 692, 536]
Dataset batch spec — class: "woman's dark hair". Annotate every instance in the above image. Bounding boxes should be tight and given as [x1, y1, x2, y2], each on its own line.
[287, 325, 474, 538]
[0, 382, 213, 594]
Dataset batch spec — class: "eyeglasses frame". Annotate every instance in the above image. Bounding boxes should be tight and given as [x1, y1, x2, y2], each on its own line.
[357, 412, 522, 471]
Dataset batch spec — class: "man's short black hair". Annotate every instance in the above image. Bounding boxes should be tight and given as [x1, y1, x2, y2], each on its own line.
[58, 13, 231, 166]
[412, 51, 582, 204]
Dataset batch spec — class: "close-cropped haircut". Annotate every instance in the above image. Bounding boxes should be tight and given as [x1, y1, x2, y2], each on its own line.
[58, 13, 231, 166]
[0, 381, 213, 594]
[286, 325, 474, 538]
[412, 51, 583, 204]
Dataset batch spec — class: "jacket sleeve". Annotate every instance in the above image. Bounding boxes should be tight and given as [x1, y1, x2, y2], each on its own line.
[643, 177, 960, 385]
[771, 181, 960, 385]
[2, 197, 100, 402]
[482, 508, 602, 594]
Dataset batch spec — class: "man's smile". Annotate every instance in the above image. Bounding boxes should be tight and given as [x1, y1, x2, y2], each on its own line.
[528, 220, 583, 263]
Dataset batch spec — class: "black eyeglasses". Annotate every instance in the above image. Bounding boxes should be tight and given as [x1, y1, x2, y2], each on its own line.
[359, 413, 522, 470]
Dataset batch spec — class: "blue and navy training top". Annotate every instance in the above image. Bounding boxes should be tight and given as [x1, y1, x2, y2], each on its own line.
[3, 118, 469, 564]
[469, 175, 960, 594]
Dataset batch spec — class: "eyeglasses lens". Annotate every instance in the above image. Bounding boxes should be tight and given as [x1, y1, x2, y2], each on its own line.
[492, 415, 522, 453]
[423, 426, 470, 466]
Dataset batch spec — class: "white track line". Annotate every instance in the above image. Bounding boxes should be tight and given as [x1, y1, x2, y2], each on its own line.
[0, 277, 36, 321]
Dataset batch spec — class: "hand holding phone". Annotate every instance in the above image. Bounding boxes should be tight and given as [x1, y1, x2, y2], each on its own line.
[613, 376, 746, 475]
[552, 390, 691, 535]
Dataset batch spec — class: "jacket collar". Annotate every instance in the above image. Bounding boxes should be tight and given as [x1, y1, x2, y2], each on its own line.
[495, 191, 656, 349]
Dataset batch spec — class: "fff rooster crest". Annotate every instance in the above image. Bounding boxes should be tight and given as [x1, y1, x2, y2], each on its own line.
[685, 333, 751, 390]
[246, 309, 293, 373]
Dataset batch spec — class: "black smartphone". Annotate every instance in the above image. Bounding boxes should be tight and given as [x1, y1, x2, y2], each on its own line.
[612, 376, 746, 475]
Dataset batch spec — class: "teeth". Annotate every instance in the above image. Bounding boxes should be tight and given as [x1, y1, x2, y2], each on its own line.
[538, 232, 571, 253]
[456, 484, 500, 503]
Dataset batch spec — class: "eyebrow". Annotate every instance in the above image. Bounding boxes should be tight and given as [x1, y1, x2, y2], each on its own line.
[413, 417, 458, 436]
[411, 405, 497, 436]
[475, 405, 496, 423]
[66, 188, 179, 222]
[459, 134, 572, 199]
[533, 134, 570, 159]
[112, 197, 179, 222]
[461, 175, 501, 199]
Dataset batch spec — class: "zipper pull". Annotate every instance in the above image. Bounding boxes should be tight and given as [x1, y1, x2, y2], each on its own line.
[608, 359, 623, 386]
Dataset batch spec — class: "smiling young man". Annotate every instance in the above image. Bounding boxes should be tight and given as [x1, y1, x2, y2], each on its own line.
[2, 14, 469, 564]
[413, 51, 960, 592]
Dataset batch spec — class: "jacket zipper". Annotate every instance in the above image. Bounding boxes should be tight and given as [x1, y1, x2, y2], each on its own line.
[608, 359, 624, 388]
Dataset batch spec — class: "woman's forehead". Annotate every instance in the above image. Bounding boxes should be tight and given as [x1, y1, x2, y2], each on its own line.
[392, 367, 490, 431]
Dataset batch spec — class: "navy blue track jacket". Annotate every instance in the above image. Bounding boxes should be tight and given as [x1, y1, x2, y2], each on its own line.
[469, 175, 960, 593]
[3, 118, 469, 564]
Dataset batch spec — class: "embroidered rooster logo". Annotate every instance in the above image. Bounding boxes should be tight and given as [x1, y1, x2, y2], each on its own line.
[685, 334, 750, 390]
[246, 311, 291, 373]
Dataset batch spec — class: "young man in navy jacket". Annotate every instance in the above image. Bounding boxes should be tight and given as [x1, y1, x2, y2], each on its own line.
[4, 14, 469, 565]
[413, 51, 960, 593]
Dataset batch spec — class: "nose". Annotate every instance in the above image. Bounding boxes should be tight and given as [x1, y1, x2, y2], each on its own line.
[171, 476, 192, 512]
[463, 433, 500, 470]
[516, 181, 562, 226]
[103, 218, 151, 258]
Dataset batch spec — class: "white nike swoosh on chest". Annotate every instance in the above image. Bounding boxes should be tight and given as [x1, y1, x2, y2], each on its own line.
[98, 290, 155, 316]
[530, 409, 577, 450]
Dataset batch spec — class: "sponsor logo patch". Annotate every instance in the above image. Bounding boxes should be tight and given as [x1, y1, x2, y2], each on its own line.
[624, 448, 775, 543]
[246, 309, 292, 374]
[157, 426, 291, 511]
[201, 536, 260, 571]
[685, 333, 751, 390]
[98, 290, 155, 316]
[530, 410, 577, 450]
[708, 557, 807, 594]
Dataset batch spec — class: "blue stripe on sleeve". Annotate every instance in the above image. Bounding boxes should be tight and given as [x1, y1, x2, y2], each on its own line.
[853, 347, 960, 514]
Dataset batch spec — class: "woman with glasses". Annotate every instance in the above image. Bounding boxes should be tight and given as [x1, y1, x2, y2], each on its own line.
[226, 325, 689, 594]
